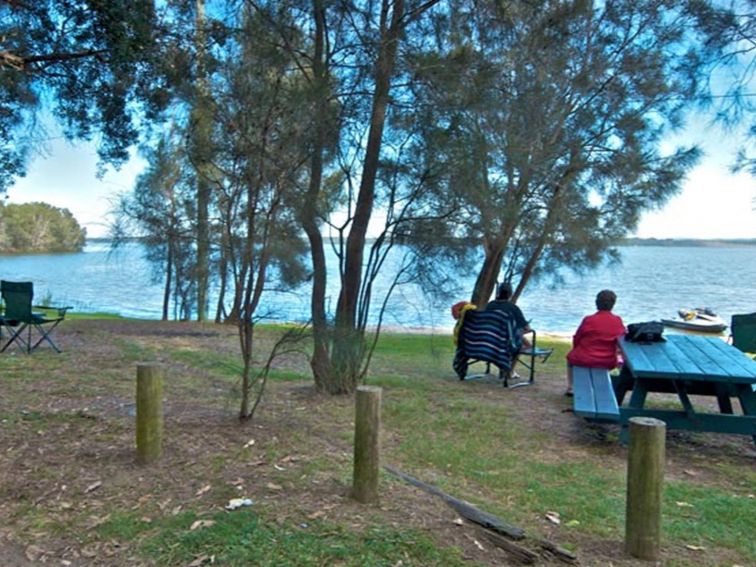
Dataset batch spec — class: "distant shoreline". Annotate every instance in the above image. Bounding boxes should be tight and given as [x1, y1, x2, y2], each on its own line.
[620, 237, 756, 247]
[87, 236, 756, 248]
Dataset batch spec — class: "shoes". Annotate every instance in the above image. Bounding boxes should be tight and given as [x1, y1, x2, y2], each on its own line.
[564, 391, 573, 397]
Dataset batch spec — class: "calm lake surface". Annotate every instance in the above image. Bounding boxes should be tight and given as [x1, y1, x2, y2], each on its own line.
[1, 241, 754, 334]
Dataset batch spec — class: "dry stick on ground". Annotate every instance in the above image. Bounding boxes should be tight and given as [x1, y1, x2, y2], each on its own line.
[384, 465, 578, 564]
[475, 527, 539, 565]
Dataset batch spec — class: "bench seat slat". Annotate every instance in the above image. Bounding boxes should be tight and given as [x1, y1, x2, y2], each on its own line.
[591, 369, 620, 420]
[572, 366, 620, 422]
[573, 367, 598, 419]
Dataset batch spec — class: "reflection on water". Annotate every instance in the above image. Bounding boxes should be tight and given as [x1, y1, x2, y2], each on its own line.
[1, 241, 755, 334]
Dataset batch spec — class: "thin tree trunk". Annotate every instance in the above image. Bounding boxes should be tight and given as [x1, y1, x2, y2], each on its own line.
[238, 85, 279, 419]
[227, 267, 245, 323]
[304, 0, 331, 390]
[215, 241, 228, 323]
[331, 0, 405, 393]
[512, 190, 562, 303]
[471, 238, 506, 307]
[238, 177, 257, 419]
[239, 317, 253, 419]
[194, 0, 211, 322]
[512, 151, 578, 302]
[162, 241, 173, 321]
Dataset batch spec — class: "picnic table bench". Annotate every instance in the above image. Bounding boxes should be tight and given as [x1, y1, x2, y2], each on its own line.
[572, 336, 756, 445]
[572, 366, 620, 421]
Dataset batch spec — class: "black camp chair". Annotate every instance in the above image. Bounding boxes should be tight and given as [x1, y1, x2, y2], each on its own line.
[730, 312, 756, 358]
[0, 280, 71, 353]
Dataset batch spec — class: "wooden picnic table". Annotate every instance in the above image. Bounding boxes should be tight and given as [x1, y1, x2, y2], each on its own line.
[615, 335, 756, 443]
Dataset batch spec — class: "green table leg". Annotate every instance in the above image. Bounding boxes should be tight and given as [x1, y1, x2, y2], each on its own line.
[735, 385, 756, 446]
[613, 367, 634, 406]
[716, 388, 734, 415]
[673, 380, 697, 419]
[620, 380, 650, 444]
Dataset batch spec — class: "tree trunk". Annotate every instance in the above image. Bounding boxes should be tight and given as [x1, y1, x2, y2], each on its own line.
[471, 239, 506, 307]
[162, 240, 173, 321]
[303, 0, 332, 391]
[513, 200, 560, 303]
[196, 182, 210, 321]
[331, 0, 405, 393]
[215, 239, 228, 323]
[193, 0, 211, 322]
[227, 268, 245, 323]
[512, 154, 576, 303]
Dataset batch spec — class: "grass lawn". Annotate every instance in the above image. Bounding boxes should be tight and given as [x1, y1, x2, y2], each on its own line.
[0, 318, 753, 566]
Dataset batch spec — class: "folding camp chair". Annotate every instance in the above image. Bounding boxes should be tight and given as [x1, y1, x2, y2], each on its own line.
[0, 281, 71, 353]
[730, 312, 756, 358]
[453, 309, 523, 387]
[514, 329, 554, 386]
[478, 329, 554, 387]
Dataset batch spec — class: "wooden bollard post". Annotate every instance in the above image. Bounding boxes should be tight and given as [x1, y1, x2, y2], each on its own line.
[136, 363, 164, 464]
[352, 386, 382, 504]
[625, 417, 666, 561]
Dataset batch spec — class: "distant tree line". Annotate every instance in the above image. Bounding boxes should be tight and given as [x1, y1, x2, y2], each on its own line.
[0, 202, 86, 253]
[621, 237, 756, 248]
[2, 1, 753, 416]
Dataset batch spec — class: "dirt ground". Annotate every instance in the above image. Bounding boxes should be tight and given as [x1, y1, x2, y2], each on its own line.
[0, 319, 754, 566]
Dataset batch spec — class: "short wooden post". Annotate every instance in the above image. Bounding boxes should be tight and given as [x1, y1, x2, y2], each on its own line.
[136, 363, 164, 464]
[625, 417, 666, 560]
[352, 386, 382, 504]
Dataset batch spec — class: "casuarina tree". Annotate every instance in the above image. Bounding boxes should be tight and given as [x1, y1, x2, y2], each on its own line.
[403, 0, 730, 306]
[0, 1, 164, 192]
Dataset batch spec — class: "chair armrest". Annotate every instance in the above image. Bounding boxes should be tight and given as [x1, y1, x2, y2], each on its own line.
[33, 305, 73, 317]
[522, 328, 536, 348]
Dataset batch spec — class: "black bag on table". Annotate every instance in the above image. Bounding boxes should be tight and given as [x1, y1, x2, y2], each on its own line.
[626, 321, 665, 343]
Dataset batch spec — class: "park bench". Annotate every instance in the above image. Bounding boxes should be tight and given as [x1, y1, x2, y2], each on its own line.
[572, 366, 620, 421]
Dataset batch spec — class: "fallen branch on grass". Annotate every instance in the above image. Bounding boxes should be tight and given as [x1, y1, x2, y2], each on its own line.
[384, 465, 578, 565]
[475, 526, 539, 564]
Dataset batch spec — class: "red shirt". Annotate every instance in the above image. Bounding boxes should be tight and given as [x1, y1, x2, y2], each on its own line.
[566, 310, 625, 369]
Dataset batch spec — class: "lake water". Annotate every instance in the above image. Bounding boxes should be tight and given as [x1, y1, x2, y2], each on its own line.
[1, 241, 754, 334]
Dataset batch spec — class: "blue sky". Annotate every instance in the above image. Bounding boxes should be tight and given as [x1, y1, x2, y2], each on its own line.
[5, 116, 755, 240]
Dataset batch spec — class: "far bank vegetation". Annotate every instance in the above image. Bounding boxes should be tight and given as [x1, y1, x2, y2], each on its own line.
[0, 202, 86, 254]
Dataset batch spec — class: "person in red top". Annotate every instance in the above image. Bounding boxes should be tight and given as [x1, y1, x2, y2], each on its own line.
[565, 289, 625, 396]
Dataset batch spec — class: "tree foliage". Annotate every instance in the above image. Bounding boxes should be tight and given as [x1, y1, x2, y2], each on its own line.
[0, 201, 86, 253]
[0, 0, 163, 192]
[703, 0, 756, 176]
[215, 5, 311, 418]
[112, 131, 197, 320]
[401, 0, 727, 305]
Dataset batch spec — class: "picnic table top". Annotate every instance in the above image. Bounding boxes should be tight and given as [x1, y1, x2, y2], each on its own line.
[619, 335, 756, 384]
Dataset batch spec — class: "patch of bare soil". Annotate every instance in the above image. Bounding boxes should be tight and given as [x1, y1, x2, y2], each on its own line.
[0, 320, 753, 567]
